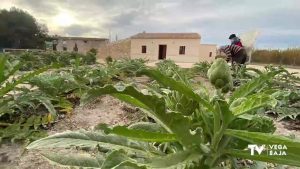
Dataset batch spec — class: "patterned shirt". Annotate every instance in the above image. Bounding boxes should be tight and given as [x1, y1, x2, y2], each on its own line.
[220, 45, 243, 58]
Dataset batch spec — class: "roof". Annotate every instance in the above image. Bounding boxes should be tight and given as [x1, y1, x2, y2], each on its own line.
[200, 44, 217, 46]
[131, 33, 201, 39]
[55, 36, 108, 41]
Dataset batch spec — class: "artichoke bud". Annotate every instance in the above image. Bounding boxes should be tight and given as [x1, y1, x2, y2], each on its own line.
[207, 58, 233, 93]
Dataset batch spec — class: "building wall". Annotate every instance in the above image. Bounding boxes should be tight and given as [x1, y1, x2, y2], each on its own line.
[130, 39, 200, 62]
[199, 44, 217, 63]
[97, 39, 131, 60]
[56, 39, 107, 54]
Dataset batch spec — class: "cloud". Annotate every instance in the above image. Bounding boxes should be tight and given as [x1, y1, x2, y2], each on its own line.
[0, 0, 299, 48]
[60, 25, 94, 36]
[14, 0, 59, 15]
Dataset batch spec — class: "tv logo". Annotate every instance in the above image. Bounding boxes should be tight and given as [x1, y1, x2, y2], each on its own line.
[248, 144, 265, 155]
[248, 144, 287, 156]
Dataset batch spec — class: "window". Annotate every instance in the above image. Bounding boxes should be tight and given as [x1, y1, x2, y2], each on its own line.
[142, 45, 147, 53]
[53, 44, 57, 51]
[179, 46, 185, 55]
[62, 40, 67, 51]
[73, 43, 78, 52]
[53, 40, 57, 51]
[209, 52, 212, 57]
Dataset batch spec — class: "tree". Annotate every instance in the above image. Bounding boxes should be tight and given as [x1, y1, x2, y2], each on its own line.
[0, 7, 48, 49]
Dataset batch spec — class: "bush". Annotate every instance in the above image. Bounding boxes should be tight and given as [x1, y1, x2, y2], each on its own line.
[6, 51, 97, 71]
[252, 48, 300, 66]
[105, 56, 113, 64]
[192, 61, 211, 77]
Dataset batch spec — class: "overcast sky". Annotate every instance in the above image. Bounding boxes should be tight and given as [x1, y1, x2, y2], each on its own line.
[1, 0, 300, 48]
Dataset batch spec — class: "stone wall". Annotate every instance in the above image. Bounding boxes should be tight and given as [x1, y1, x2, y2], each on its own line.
[97, 39, 131, 60]
[199, 44, 217, 63]
[56, 39, 107, 54]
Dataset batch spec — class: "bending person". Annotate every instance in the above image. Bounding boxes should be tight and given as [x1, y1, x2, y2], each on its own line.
[219, 44, 247, 65]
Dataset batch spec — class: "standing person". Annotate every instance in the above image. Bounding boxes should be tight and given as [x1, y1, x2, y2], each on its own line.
[229, 34, 243, 47]
[219, 44, 247, 65]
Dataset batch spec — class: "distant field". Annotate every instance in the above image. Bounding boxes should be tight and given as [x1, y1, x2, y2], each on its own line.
[247, 64, 300, 76]
[146, 61, 300, 76]
[252, 48, 300, 66]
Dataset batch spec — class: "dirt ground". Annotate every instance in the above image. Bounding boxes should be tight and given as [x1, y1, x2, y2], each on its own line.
[0, 73, 299, 169]
[0, 96, 143, 169]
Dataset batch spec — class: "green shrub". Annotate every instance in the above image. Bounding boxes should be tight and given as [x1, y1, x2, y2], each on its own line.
[6, 51, 97, 71]
[0, 54, 60, 142]
[192, 61, 211, 77]
[252, 48, 300, 66]
[105, 56, 113, 64]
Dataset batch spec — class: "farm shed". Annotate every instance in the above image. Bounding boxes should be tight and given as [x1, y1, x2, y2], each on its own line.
[97, 32, 217, 63]
[130, 32, 217, 63]
[53, 36, 108, 54]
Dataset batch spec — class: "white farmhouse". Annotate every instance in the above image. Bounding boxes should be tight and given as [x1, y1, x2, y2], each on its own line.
[98, 32, 217, 63]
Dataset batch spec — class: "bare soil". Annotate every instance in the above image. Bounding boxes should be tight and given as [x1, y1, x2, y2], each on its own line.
[274, 120, 300, 138]
[0, 96, 143, 169]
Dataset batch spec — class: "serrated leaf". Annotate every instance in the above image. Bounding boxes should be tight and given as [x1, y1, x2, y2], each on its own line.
[228, 149, 300, 167]
[140, 69, 214, 112]
[81, 84, 202, 148]
[128, 122, 167, 133]
[230, 94, 277, 116]
[147, 150, 202, 169]
[38, 96, 57, 116]
[230, 72, 278, 103]
[103, 125, 177, 142]
[27, 130, 157, 156]
[42, 152, 104, 168]
[0, 63, 60, 97]
[274, 107, 300, 121]
[101, 150, 144, 169]
[225, 129, 300, 167]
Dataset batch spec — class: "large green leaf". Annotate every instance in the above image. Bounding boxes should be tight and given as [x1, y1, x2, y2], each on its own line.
[100, 125, 177, 142]
[0, 55, 6, 83]
[140, 69, 214, 112]
[0, 56, 21, 85]
[230, 94, 277, 116]
[32, 145, 206, 168]
[42, 152, 104, 168]
[147, 150, 203, 169]
[225, 129, 300, 151]
[228, 149, 300, 167]
[27, 130, 157, 156]
[101, 150, 146, 169]
[225, 129, 300, 167]
[36, 96, 57, 116]
[0, 63, 60, 96]
[128, 122, 167, 133]
[230, 71, 278, 103]
[81, 84, 202, 148]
